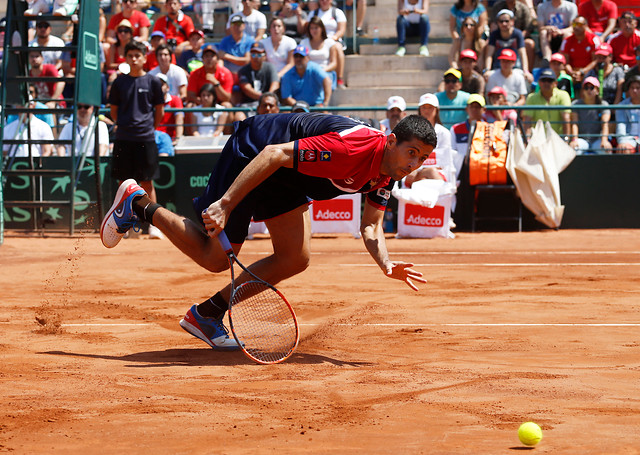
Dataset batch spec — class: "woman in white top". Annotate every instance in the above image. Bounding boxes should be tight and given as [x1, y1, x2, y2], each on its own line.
[191, 84, 228, 137]
[298, 16, 339, 89]
[260, 17, 297, 80]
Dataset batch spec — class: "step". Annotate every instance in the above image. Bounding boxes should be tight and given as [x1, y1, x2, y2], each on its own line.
[366, 4, 452, 23]
[359, 42, 450, 57]
[346, 68, 444, 88]
[372, 21, 450, 38]
[331, 87, 439, 107]
[344, 53, 447, 72]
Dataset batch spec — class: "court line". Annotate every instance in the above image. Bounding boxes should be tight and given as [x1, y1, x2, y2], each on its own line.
[55, 322, 640, 328]
[305, 251, 640, 256]
[337, 263, 640, 267]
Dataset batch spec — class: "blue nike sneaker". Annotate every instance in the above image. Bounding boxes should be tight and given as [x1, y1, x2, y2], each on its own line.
[100, 179, 146, 248]
[180, 304, 241, 350]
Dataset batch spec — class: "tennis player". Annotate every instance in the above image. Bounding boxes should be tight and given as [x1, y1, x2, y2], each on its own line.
[101, 113, 437, 349]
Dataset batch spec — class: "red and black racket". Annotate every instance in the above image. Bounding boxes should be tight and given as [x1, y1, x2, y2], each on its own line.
[217, 231, 299, 364]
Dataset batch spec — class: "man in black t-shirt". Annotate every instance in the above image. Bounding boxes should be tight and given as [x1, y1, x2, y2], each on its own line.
[109, 40, 165, 238]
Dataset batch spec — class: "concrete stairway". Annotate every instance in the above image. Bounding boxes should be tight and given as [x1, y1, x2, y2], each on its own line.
[331, 0, 452, 108]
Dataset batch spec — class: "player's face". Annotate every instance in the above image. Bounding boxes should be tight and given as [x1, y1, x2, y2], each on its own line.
[381, 134, 434, 181]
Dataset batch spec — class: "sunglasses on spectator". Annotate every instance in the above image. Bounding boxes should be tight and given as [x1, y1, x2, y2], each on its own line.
[498, 19, 511, 23]
[122, 0, 136, 3]
[572, 22, 586, 27]
[36, 23, 50, 28]
[463, 23, 475, 27]
[118, 28, 132, 33]
[583, 85, 597, 91]
[444, 78, 459, 84]
[77, 105, 91, 110]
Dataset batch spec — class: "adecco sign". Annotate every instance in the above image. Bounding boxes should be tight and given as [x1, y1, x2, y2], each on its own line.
[310, 194, 362, 238]
[404, 204, 445, 226]
[312, 198, 353, 221]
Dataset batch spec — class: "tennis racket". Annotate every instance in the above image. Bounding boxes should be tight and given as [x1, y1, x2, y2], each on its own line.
[217, 231, 299, 365]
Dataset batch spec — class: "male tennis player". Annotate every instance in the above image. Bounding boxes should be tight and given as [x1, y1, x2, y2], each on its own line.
[101, 113, 437, 350]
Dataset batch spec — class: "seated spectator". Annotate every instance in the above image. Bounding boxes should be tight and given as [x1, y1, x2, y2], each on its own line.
[149, 44, 188, 101]
[489, 0, 536, 71]
[449, 0, 488, 46]
[256, 91, 281, 114]
[155, 129, 175, 157]
[186, 44, 233, 106]
[584, 43, 625, 105]
[189, 83, 229, 137]
[522, 67, 571, 137]
[440, 49, 484, 94]
[261, 17, 297, 80]
[3, 100, 54, 157]
[144, 31, 175, 72]
[416, 92, 453, 167]
[484, 86, 518, 123]
[176, 30, 205, 74]
[560, 16, 600, 90]
[106, 19, 134, 83]
[622, 45, 640, 92]
[25, 0, 77, 16]
[436, 68, 471, 129]
[57, 104, 110, 157]
[578, 0, 617, 42]
[380, 96, 407, 135]
[485, 9, 531, 81]
[28, 50, 65, 109]
[450, 94, 486, 178]
[152, 0, 196, 57]
[105, 0, 150, 45]
[537, 0, 577, 64]
[29, 20, 65, 69]
[292, 100, 311, 112]
[345, 0, 368, 38]
[395, 0, 431, 57]
[236, 42, 280, 108]
[302, 0, 347, 88]
[13, 85, 56, 128]
[227, 0, 267, 40]
[449, 16, 487, 71]
[569, 76, 612, 154]
[549, 52, 574, 99]
[608, 11, 640, 69]
[218, 14, 255, 76]
[280, 45, 332, 107]
[271, 0, 308, 41]
[299, 17, 340, 89]
[155, 73, 184, 144]
[615, 76, 640, 154]
[485, 49, 527, 106]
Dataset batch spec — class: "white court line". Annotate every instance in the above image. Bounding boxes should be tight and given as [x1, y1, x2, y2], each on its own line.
[56, 322, 640, 328]
[338, 263, 640, 267]
[300, 251, 640, 256]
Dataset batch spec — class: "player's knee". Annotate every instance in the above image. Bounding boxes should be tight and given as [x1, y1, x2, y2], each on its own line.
[205, 257, 230, 274]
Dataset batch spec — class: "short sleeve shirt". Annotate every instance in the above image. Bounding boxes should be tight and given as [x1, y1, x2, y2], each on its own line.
[523, 88, 571, 135]
[537, 1, 577, 29]
[152, 11, 195, 45]
[187, 65, 234, 96]
[280, 61, 329, 106]
[559, 31, 600, 69]
[218, 34, 256, 73]
[260, 36, 297, 74]
[608, 30, 640, 68]
[109, 73, 164, 141]
[107, 10, 151, 37]
[237, 61, 278, 103]
[488, 28, 526, 69]
[578, 0, 617, 34]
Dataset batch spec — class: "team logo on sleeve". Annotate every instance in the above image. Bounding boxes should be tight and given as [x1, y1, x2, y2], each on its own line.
[299, 149, 317, 162]
[376, 188, 391, 200]
[320, 151, 332, 161]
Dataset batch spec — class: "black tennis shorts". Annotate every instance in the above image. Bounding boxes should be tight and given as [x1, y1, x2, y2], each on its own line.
[111, 139, 160, 182]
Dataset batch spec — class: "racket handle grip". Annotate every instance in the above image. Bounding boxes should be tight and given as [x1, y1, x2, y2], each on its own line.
[217, 230, 233, 253]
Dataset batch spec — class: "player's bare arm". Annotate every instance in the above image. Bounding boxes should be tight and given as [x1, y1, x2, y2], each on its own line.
[202, 142, 295, 236]
[360, 200, 426, 291]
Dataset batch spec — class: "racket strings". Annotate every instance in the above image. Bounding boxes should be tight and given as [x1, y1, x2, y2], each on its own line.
[231, 281, 298, 363]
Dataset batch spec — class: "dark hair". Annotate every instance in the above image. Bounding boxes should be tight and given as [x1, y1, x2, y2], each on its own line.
[155, 43, 173, 58]
[124, 40, 148, 56]
[306, 16, 328, 40]
[259, 91, 280, 105]
[418, 104, 442, 126]
[454, 0, 477, 10]
[199, 83, 219, 105]
[270, 17, 285, 29]
[392, 115, 438, 148]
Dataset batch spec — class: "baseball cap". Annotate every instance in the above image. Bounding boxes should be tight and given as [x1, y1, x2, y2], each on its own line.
[189, 29, 205, 38]
[201, 43, 218, 54]
[156, 73, 169, 84]
[582, 76, 600, 88]
[550, 52, 566, 64]
[487, 86, 507, 97]
[293, 45, 309, 57]
[460, 49, 478, 61]
[595, 43, 613, 56]
[538, 68, 556, 81]
[496, 8, 514, 19]
[230, 14, 245, 24]
[418, 93, 438, 108]
[292, 100, 310, 112]
[497, 48, 517, 61]
[250, 41, 266, 53]
[150, 30, 165, 39]
[117, 19, 133, 30]
[443, 68, 462, 81]
[620, 11, 636, 20]
[467, 94, 485, 107]
[386, 95, 406, 111]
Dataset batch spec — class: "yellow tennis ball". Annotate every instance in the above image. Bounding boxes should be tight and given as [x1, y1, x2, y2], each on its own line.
[518, 422, 542, 446]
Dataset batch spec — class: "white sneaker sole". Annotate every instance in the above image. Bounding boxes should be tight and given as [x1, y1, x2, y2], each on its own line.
[100, 179, 138, 248]
[179, 318, 241, 351]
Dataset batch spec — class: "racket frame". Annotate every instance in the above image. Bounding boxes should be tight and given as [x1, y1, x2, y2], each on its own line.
[217, 231, 300, 364]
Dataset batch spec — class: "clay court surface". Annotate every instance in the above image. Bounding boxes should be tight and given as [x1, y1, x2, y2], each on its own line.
[1, 229, 639, 454]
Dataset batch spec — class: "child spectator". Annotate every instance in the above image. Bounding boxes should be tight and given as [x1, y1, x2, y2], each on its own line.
[190, 84, 228, 137]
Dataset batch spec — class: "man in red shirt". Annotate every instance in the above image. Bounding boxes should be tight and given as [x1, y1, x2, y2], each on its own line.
[578, 0, 617, 41]
[560, 16, 600, 85]
[186, 44, 233, 105]
[608, 11, 640, 68]
[28, 50, 65, 108]
[106, 0, 150, 44]
[152, 0, 195, 57]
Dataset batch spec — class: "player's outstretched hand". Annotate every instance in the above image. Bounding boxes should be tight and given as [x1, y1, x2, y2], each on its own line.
[385, 261, 427, 291]
[201, 201, 228, 238]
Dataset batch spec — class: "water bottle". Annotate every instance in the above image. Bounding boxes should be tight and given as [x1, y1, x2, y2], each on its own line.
[372, 27, 379, 44]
